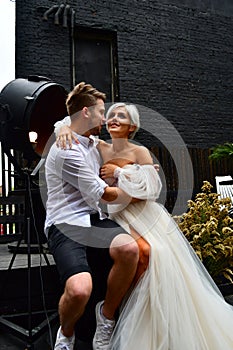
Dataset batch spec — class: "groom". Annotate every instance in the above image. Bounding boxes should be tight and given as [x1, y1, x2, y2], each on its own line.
[44, 82, 140, 350]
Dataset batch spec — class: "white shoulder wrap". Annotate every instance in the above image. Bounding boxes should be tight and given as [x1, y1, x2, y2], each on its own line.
[117, 164, 162, 200]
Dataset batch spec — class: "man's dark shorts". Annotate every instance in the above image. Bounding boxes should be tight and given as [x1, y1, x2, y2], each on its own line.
[47, 214, 128, 285]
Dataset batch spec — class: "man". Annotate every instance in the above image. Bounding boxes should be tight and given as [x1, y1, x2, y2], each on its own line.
[44, 82, 139, 350]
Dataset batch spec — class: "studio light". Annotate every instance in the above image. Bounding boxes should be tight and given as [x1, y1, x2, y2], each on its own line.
[0, 75, 68, 165]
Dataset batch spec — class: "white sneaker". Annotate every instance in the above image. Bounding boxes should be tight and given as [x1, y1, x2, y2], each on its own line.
[93, 301, 115, 350]
[54, 326, 75, 350]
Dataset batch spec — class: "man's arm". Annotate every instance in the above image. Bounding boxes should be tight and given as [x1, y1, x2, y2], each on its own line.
[101, 186, 135, 205]
[59, 147, 134, 206]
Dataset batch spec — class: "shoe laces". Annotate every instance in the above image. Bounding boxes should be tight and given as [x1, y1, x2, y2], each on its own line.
[56, 343, 72, 350]
[55, 336, 75, 350]
[96, 321, 115, 344]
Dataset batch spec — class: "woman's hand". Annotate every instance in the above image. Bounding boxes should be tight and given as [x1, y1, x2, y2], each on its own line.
[100, 164, 119, 179]
[56, 125, 79, 149]
[100, 163, 159, 179]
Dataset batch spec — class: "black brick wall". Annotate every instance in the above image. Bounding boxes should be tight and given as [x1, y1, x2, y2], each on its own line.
[16, 0, 233, 148]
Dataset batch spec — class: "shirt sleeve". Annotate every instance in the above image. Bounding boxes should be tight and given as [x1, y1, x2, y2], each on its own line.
[55, 146, 108, 207]
[54, 116, 71, 137]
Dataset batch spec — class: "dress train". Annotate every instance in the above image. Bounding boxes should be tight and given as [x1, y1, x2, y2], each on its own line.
[108, 164, 233, 350]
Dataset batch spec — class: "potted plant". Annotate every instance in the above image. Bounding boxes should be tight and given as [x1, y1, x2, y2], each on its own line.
[177, 181, 233, 292]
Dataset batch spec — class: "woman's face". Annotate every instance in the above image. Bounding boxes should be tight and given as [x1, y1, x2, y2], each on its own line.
[106, 106, 136, 138]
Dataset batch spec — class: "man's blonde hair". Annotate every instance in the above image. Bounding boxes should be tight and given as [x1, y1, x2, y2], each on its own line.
[66, 82, 106, 116]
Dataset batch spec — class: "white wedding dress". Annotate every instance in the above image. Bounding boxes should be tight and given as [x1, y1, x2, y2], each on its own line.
[108, 164, 233, 350]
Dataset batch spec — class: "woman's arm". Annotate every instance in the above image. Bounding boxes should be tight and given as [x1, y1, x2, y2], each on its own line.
[54, 119, 107, 150]
[100, 146, 157, 180]
[54, 116, 79, 149]
[56, 125, 79, 149]
[135, 146, 153, 165]
[136, 146, 160, 171]
[101, 149, 162, 201]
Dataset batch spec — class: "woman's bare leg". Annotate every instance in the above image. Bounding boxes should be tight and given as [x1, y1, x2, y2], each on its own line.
[130, 227, 151, 284]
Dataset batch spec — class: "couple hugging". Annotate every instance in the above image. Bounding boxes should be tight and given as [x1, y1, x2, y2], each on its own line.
[45, 82, 233, 350]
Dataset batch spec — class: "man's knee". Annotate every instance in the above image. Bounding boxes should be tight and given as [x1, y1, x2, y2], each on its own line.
[65, 272, 92, 303]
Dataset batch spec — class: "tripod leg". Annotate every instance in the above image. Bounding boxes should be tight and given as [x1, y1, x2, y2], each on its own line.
[42, 248, 51, 266]
[8, 234, 23, 270]
[26, 217, 33, 348]
[35, 241, 51, 266]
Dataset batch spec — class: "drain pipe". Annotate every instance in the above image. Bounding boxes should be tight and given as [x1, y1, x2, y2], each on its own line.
[54, 3, 65, 25]
[70, 9, 76, 89]
[43, 5, 59, 21]
[63, 4, 70, 28]
[42, 3, 76, 89]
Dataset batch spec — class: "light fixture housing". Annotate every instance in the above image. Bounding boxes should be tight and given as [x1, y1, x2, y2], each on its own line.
[0, 75, 67, 161]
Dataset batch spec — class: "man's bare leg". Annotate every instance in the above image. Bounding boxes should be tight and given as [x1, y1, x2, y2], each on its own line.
[59, 272, 92, 337]
[130, 227, 150, 285]
[102, 233, 139, 320]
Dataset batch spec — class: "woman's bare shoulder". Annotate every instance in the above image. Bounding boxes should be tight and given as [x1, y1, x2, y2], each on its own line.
[98, 139, 110, 147]
[133, 144, 149, 154]
[134, 145, 153, 164]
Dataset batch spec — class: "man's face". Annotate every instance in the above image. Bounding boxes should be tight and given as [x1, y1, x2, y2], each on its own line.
[88, 99, 106, 136]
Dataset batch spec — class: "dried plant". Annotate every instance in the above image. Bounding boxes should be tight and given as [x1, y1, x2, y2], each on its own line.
[178, 181, 233, 284]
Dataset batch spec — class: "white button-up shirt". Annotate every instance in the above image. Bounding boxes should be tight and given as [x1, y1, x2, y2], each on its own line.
[44, 133, 108, 234]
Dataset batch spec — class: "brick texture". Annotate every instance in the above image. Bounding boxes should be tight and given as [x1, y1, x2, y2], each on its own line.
[16, 0, 233, 148]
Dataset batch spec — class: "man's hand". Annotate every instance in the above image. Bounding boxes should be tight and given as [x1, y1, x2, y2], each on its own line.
[56, 125, 79, 149]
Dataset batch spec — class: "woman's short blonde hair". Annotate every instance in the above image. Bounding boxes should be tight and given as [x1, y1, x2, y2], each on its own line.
[106, 102, 140, 139]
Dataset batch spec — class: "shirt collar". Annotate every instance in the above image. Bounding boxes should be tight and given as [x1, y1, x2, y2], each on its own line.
[89, 135, 99, 147]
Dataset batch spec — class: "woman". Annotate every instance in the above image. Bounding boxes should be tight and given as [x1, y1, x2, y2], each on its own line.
[55, 103, 233, 350]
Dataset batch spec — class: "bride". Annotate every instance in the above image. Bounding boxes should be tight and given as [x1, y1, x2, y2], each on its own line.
[55, 102, 233, 350]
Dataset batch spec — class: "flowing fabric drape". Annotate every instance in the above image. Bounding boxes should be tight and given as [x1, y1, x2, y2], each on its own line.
[108, 164, 233, 350]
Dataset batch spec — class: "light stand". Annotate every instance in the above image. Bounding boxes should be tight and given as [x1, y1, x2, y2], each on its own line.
[0, 105, 58, 349]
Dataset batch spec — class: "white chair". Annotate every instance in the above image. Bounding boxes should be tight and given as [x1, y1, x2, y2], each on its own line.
[215, 175, 233, 218]
[215, 175, 233, 203]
